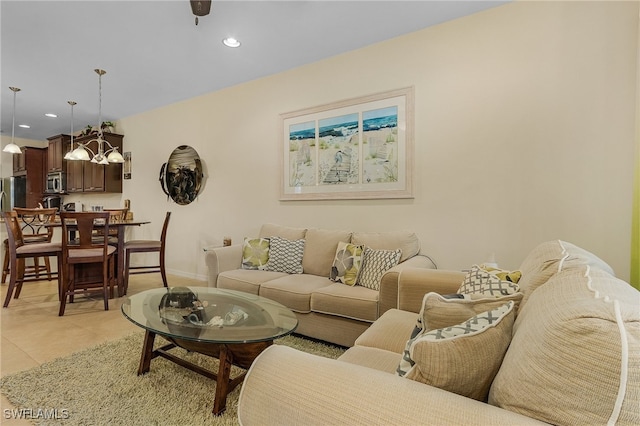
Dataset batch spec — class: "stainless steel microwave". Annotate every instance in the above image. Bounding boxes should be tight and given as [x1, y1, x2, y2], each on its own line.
[46, 172, 65, 193]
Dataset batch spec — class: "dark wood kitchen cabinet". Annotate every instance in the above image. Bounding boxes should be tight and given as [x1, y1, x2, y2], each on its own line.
[46, 134, 70, 173]
[66, 158, 84, 192]
[12, 146, 46, 207]
[65, 132, 124, 193]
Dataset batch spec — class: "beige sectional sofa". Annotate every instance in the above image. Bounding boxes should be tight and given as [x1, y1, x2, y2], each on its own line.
[237, 240, 640, 425]
[205, 223, 435, 347]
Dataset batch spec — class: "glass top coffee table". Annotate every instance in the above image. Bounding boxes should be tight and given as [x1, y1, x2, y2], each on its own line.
[122, 286, 298, 416]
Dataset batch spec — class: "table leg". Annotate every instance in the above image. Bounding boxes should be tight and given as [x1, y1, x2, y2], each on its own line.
[137, 330, 156, 375]
[116, 226, 125, 296]
[212, 344, 233, 416]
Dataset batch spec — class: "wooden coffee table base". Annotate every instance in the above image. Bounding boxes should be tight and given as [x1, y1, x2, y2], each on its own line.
[137, 330, 272, 416]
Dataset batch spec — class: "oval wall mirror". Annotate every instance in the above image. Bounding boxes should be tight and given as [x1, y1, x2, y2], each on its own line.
[159, 145, 204, 205]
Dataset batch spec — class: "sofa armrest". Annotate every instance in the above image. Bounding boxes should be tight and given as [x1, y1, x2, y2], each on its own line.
[238, 345, 548, 426]
[380, 267, 466, 315]
[204, 244, 243, 287]
[378, 254, 435, 316]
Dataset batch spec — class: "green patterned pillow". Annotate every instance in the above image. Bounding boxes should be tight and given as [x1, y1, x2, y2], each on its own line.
[458, 264, 521, 296]
[357, 247, 402, 290]
[330, 242, 364, 286]
[242, 237, 270, 270]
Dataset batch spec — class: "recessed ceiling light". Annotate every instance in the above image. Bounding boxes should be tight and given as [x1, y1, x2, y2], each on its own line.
[18, 124, 30, 128]
[45, 113, 57, 118]
[222, 37, 241, 48]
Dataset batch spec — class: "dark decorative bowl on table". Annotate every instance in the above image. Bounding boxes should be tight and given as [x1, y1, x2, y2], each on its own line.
[158, 287, 249, 338]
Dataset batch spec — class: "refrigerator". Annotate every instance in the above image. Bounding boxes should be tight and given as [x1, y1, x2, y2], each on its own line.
[0, 176, 27, 212]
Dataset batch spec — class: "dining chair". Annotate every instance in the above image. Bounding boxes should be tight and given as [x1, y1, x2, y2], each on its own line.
[95, 208, 129, 242]
[59, 211, 116, 316]
[123, 211, 171, 294]
[2, 207, 58, 284]
[2, 211, 62, 308]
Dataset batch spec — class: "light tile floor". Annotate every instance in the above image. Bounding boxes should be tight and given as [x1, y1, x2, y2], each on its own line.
[0, 274, 206, 425]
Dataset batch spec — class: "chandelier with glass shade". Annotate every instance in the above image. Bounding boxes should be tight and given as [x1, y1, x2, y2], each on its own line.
[64, 69, 124, 164]
[2, 87, 23, 154]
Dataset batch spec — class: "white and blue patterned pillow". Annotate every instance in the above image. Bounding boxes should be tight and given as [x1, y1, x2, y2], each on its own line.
[265, 236, 305, 274]
[458, 264, 520, 296]
[357, 247, 401, 290]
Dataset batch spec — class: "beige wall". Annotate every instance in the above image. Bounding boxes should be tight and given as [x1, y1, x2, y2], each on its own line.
[70, 1, 637, 281]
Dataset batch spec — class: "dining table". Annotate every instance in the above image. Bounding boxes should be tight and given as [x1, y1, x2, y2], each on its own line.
[46, 218, 150, 297]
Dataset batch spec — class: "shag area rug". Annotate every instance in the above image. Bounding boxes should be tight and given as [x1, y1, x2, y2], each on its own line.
[1, 333, 345, 426]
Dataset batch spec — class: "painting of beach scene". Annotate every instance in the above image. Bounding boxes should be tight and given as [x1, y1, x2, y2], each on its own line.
[362, 106, 398, 184]
[318, 113, 359, 185]
[280, 87, 414, 200]
[289, 120, 316, 187]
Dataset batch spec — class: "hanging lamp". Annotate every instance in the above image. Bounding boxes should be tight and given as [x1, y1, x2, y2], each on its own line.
[69, 69, 124, 164]
[2, 87, 23, 154]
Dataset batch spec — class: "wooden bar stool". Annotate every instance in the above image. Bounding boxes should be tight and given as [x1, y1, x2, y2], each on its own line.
[123, 211, 171, 294]
[2, 208, 58, 284]
[59, 212, 116, 316]
[2, 211, 62, 308]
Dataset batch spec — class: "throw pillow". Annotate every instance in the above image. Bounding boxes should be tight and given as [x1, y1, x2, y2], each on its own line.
[241, 237, 270, 270]
[329, 241, 364, 286]
[480, 264, 522, 283]
[399, 301, 516, 402]
[421, 291, 523, 331]
[458, 264, 521, 296]
[396, 292, 522, 378]
[264, 236, 305, 274]
[356, 247, 402, 290]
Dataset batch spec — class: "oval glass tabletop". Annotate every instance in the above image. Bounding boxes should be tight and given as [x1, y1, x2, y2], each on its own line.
[122, 287, 298, 344]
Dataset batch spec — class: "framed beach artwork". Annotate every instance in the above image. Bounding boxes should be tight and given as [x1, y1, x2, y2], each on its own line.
[280, 87, 414, 200]
[123, 152, 131, 179]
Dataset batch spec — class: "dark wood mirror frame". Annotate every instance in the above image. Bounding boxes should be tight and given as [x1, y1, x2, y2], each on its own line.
[159, 145, 204, 205]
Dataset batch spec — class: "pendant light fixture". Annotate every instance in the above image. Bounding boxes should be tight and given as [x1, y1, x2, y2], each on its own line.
[68, 69, 124, 164]
[3, 87, 23, 154]
[63, 101, 80, 160]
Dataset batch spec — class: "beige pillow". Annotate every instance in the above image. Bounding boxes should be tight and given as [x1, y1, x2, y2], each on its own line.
[401, 301, 516, 401]
[259, 223, 306, 240]
[351, 231, 419, 263]
[420, 292, 523, 332]
[302, 228, 352, 277]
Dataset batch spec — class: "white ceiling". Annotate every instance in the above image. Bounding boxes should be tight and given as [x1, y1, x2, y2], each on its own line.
[1, 0, 505, 142]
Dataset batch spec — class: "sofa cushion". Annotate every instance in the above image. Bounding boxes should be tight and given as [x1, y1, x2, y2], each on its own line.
[357, 247, 401, 290]
[259, 223, 306, 240]
[351, 231, 419, 263]
[329, 241, 364, 286]
[259, 274, 332, 313]
[241, 237, 270, 270]
[217, 269, 287, 295]
[457, 265, 520, 297]
[489, 267, 640, 425]
[400, 301, 516, 402]
[302, 228, 352, 277]
[310, 283, 378, 322]
[517, 240, 615, 309]
[354, 308, 417, 354]
[265, 236, 305, 274]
